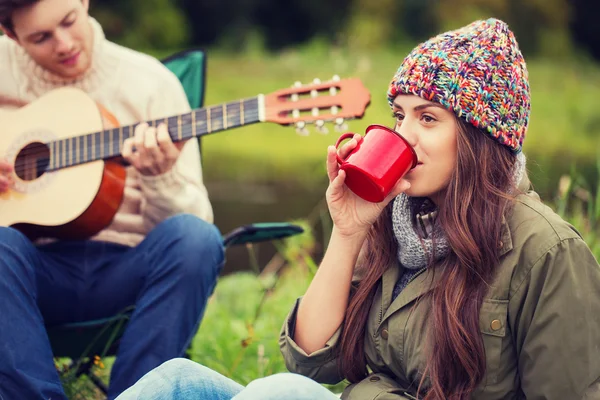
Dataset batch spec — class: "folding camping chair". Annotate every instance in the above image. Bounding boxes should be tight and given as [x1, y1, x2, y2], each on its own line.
[46, 48, 304, 396]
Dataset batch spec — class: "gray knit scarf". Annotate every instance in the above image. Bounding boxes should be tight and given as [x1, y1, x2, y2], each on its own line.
[392, 152, 527, 270]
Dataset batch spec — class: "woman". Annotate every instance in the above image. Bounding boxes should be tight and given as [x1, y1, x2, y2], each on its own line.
[117, 18, 600, 400]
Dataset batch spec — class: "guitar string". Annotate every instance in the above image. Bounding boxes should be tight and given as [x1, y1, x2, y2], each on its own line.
[12, 109, 342, 176]
[11, 115, 260, 176]
[11, 104, 344, 170]
[7, 86, 349, 163]
[11, 108, 263, 165]
[10, 92, 347, 164]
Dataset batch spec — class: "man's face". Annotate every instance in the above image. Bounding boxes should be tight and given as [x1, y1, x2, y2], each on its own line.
[6, 0, 93, 79]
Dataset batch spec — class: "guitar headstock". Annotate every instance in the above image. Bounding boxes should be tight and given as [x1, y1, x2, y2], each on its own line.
[263, 76, 371, 135]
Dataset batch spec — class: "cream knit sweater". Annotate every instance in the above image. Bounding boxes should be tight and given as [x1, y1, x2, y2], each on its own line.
[0, 18, 213, 247]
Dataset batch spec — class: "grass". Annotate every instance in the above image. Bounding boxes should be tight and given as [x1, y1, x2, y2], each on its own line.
[189, 265, 348, 396]
[554, 155, 600, 259]
[190, 269, 310, 382]
[60, 219, 349, 398]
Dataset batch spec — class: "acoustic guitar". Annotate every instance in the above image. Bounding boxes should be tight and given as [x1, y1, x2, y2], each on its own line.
[0, 76, 371, 240]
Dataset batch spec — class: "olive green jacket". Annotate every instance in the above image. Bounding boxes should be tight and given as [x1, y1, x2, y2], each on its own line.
[279, 190, 600, 399]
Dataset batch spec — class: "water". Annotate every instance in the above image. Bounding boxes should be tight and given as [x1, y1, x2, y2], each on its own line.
[207, 159, 599, 276]
[206, 180, 326, 275]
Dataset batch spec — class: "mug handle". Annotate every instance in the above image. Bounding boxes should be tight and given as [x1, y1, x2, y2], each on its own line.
[334, 133, 359, 165]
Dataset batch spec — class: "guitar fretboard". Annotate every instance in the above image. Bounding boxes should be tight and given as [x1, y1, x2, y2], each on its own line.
[47, 97, 262, 171]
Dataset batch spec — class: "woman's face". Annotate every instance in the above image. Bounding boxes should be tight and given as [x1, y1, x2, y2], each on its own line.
[391, 94, 458, 204]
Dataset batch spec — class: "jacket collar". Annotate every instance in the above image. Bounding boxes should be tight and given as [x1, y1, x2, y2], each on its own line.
[379, 262, 441, 327]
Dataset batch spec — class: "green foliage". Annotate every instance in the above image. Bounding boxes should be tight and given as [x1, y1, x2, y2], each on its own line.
[58, 357, 113, 399]
[554, 155, 600, 260]
[343, 0, 399, 50]
[189, 225, 344, 394]
[189, 233, 347, 395]
[433, 0, 572, 57]
[89, 0, 595, 59]
[91, 0, 190, 49]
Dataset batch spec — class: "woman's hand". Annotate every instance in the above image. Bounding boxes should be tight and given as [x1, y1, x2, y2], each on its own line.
[326, 134, 410, 238]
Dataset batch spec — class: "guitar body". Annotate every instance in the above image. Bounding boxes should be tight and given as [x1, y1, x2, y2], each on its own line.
[0, 87, 126, 240]
[0, 76, 371, 240]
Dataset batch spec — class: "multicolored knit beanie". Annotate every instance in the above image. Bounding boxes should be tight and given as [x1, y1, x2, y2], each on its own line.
[387, 18, 531, 153]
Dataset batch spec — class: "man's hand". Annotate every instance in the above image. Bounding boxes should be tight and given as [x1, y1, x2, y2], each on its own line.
[0, 161, 14, 193]
[121, 123, 185, 176]
[0, 95, 28, 109]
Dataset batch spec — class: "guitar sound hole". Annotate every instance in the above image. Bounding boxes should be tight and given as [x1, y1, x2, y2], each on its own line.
[14, 142, 50, 181]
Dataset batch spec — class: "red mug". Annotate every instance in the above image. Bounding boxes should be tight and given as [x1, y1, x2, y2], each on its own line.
[335, 124, 418, 203]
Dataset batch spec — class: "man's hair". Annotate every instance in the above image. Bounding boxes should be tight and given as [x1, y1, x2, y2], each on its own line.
[0, 0, 40, 34]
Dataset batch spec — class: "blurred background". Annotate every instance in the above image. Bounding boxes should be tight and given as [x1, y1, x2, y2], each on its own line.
[90, 0, 600, 273]
[46, 2, 600, 395]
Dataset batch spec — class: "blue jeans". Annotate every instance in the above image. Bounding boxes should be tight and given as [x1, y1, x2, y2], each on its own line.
[116, 358, 341, 399]
[0, 214, 224, 400]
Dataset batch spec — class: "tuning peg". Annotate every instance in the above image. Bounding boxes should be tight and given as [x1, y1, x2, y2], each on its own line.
[334, 117, 348, 133]
[293, 81, 302, 88]
[295, 121, 309, 136]
[313, 78, 321, 85]
[315, 120, 329, 135]
[332, 75, 340, 81]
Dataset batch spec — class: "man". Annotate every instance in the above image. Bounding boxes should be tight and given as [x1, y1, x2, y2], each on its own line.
[0, 0, 224, 398]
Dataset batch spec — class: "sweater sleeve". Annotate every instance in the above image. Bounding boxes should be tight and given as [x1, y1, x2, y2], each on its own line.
[138, 68, 214, 227]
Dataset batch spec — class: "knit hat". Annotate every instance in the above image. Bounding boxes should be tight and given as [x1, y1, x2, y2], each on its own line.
[387, 18, 531, 153]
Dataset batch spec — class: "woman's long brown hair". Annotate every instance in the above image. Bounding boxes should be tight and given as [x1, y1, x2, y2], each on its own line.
[337, 119, 519, 399]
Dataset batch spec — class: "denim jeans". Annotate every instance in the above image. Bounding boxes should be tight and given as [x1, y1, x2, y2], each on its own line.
[116, 358, 341, 400]
[0, 214, 224, 400]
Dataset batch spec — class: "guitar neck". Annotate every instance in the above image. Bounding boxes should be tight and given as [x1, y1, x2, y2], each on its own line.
[47, 96, 263, 171]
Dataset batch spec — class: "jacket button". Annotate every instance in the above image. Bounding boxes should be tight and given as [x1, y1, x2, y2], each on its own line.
[369, 376, 380, 382]
[381, 329, 389, 340]
[498, 240, 504, 249]
[490, 319, 502, 331]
